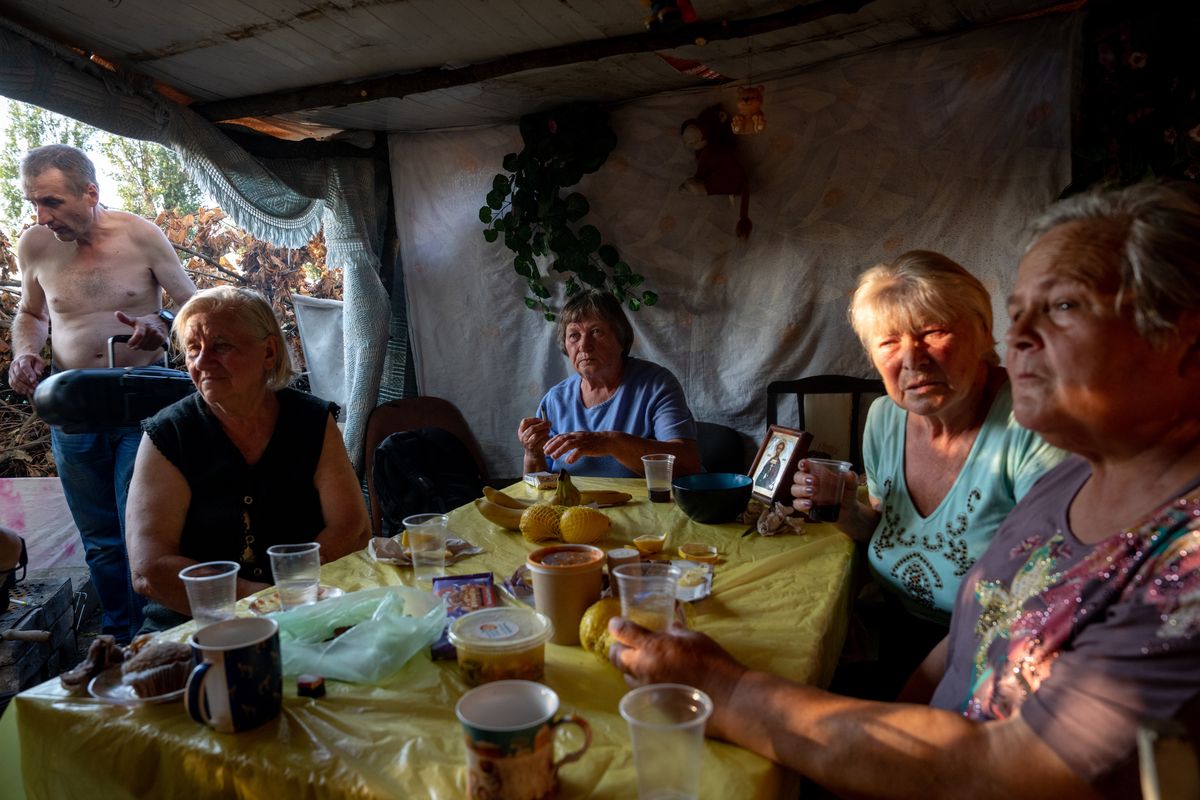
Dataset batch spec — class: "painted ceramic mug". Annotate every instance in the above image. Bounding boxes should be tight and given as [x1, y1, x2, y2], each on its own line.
[186, 616, 282, 734]
[455, 679, 592, 800]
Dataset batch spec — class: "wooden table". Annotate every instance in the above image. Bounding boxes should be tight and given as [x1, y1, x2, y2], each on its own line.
[5, 478, 855, 799]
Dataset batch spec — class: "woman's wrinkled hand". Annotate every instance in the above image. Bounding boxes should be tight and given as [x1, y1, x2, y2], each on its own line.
[608, 616, 748, 739]
[789, 458, 859, 519]
[543, 430, 614, 464]
[517, 417, 551, 455]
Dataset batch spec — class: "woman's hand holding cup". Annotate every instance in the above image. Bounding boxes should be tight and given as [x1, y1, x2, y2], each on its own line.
[790, 458, 857, 524]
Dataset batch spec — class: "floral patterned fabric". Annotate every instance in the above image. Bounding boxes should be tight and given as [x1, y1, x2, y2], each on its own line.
[931, 456, 1200, 795]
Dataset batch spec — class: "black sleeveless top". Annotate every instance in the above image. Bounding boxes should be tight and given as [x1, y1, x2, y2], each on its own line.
[142, 387, 334, 583]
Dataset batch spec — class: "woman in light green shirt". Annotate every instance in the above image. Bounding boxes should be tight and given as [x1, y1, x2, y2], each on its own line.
[791, 250, 1064, 698]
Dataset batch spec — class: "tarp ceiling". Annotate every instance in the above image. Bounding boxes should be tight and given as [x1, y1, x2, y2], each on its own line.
[0, 0, 1071, 140]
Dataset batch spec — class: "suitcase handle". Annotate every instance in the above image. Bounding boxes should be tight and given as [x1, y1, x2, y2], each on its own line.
[108, 334, 169, 368]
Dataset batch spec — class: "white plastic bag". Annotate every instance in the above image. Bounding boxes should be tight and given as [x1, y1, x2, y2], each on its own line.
[272, 586, 446, 683]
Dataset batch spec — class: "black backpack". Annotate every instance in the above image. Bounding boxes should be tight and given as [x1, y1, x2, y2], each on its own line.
[373, 427, 485, 537]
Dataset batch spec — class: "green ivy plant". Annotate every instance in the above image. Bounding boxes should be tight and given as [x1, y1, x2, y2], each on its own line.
[480, 104, 657, 321]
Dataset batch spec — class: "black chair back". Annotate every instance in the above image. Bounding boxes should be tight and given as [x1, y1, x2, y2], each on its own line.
[696, 421, 745, 474]
[766, 375, 884, 472]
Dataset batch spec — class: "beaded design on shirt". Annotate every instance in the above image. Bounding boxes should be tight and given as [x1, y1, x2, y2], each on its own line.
[874, 478, 981, 609]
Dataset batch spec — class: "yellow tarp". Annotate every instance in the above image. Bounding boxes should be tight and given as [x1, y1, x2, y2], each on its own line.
[12, 478, 854, 799]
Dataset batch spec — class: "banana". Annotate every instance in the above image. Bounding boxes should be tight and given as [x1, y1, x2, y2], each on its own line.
[579, 490, 633, 507]
[482, 486, 533, 509]
[473, 498, 524, 530]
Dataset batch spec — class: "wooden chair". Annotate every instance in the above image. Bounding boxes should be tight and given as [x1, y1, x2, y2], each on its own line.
[363, 397, 489, 535]
[766, 375, 884, 473]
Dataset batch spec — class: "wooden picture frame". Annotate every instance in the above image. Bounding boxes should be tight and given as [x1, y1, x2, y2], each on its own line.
[748, 425, 813, 504]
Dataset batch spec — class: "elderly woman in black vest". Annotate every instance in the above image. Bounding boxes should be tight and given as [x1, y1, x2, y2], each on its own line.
[126, 286, 368, 630]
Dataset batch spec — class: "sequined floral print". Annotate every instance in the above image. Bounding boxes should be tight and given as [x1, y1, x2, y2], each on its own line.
[874, 478, 984, 609]
[962, 488, 1200, 720]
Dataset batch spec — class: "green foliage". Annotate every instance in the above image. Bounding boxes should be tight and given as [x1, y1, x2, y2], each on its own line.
[0, 99, 202, 238]
[98, 137, 203, 219]
[0, 101, 95, 233]
[480, 104, 653, 321]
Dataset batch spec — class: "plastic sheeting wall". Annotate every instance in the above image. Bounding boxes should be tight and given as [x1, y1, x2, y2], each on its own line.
[389, 15, 1077, 479]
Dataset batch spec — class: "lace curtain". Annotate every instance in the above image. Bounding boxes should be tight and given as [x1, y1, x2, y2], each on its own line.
[0, 19, 388, 468]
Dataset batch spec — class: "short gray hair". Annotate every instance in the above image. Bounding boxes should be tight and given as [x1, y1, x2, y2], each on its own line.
[20, 144, 97, 195]
[849, 250, 999, 365]
[1026, 181, 1200, 346]
[556, 290, 635, 358]
[174, 286, 298, 391]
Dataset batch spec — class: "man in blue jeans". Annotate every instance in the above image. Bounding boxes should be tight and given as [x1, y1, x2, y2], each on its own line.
[8, 145, 195, 642]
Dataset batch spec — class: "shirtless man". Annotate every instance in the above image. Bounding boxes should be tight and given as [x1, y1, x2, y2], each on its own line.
[9, 144, 196, 642]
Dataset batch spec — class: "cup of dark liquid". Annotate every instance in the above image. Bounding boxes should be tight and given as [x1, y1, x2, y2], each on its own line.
[641, 454, 675, 503]
[804, 458, 853, 522]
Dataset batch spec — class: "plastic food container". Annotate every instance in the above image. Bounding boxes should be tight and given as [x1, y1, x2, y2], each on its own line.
[447, 607, 553, 686]
[677, 543, 719, 564]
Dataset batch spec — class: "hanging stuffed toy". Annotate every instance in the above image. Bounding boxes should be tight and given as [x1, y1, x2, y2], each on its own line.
[640, 0, 698, 32]
[680, 104, 753, 239]
[731, 85, 766, 135]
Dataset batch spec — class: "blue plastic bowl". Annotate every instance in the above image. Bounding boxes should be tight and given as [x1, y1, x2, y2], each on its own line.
[672, 473, 753, 524]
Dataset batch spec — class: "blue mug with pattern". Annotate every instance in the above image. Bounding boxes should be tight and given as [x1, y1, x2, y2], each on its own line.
[186, 616, 282, 734]
[456, 679, 591, 800]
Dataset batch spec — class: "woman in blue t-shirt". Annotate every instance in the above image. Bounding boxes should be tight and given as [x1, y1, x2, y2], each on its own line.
[516, 290, 701, 479]
[791, 251, 1064, 698]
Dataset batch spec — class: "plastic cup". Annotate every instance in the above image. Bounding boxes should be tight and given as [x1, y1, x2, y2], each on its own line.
[619, 683, 713, 800]
[613, 562, 681, 633]
[642, 454, 675, 503]
[179, 561, 239, 627]
[403, 513, 449, 587]
[804, 458, 853, 523]
[266, 542, 321, 609]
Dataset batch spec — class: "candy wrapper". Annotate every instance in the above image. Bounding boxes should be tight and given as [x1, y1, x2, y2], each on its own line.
[430, 573, 500, 659]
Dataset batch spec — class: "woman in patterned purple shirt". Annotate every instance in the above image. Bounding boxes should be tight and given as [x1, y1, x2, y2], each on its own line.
[608, 181, 1200, 799]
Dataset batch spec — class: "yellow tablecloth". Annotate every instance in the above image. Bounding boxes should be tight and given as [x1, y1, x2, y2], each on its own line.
[7, 478, 854, 799]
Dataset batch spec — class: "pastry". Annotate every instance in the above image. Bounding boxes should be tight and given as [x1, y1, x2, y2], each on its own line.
[120, 640, 193, 697]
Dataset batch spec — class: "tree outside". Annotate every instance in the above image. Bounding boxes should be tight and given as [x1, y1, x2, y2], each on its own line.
[0, 99, 341, 478]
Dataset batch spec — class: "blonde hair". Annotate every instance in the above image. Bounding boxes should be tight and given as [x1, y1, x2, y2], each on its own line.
[174, 286, 297, 390]
[849, 250, 998, 365]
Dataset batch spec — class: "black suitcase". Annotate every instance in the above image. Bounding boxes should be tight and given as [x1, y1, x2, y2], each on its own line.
[32, 335, 196, 433]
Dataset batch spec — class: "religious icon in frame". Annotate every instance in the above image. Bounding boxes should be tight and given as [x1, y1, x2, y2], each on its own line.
[748, 425, 813, 504]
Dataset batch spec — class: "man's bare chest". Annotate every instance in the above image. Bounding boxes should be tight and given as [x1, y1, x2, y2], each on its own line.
[42, 243, 157, 317]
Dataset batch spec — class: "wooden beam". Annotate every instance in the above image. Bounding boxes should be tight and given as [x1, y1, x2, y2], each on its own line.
[192, 0, 872, 122]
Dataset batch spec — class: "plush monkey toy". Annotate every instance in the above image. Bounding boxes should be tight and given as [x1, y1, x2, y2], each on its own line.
[731, 85, 766, 135]
[680, 104, 753, 239]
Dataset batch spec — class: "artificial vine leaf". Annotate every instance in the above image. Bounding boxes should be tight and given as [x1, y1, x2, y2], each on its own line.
[577, 225, 601, 252]
[478, 103, 653, 321]
[564, 193, 589, 222]
[628, 297, 642, 311]
[642, 290, 658, 306]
